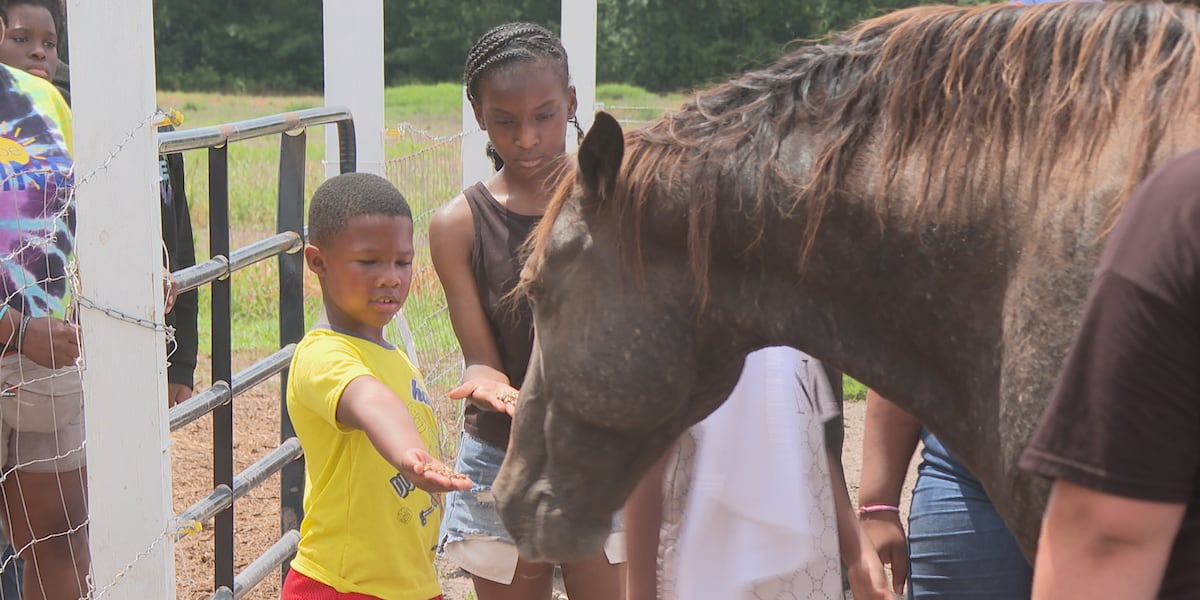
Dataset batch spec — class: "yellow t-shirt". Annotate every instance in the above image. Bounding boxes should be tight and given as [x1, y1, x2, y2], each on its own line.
[286, 328, 443, 600]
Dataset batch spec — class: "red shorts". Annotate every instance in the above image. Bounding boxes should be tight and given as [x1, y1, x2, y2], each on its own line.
[282, 569, 443, 600]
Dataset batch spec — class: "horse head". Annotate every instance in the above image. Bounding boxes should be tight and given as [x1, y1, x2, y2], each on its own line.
[493, 113, 744, 561]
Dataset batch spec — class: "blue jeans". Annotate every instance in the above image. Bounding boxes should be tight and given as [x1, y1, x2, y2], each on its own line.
[907, 431, 1031, 599]
[0, 541, 22, 599]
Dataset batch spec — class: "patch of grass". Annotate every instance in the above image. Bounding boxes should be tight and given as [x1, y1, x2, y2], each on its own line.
[384, 83, 463, 134]
[844, 375, 869, 402]
[284, 99, 319, 113]
[597, 82, 684, 105]
[596, 83, 685, 123]
[158, 91, 323, 129]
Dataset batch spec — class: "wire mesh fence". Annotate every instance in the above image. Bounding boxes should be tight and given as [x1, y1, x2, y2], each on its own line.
[383, 124, 472, 461]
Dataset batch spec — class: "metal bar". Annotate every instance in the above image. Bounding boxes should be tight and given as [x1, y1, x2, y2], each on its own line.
[176, 485, 234, 535]
[175, 232, 301, 294]
[176, 439, 303, 535]
[209, 145, 235, 591]
[169, 344, 292, 432]
[277, 131, 308, 552]
[233, 438, 303, 497]
[233, 530, 301, 600]
[159, 106, 354, 154]
[174, 255, 230, 295]
[208, 587, 234, 600]
[335, 119, 356, 174]
[169, 381, 232, 432]
[231, 345, 296, 396]
[229, 232, 303, 276]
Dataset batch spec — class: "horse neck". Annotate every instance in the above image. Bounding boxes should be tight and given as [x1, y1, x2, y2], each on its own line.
[692, 184, 1014, 435]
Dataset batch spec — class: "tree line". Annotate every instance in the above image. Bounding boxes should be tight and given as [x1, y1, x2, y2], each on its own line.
[148, 0, 935, 94]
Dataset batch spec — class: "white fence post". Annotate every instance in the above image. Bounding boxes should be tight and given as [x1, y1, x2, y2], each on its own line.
[563, 0, 598, 149]
[68, 0, 175, 597]
[324, 0, 385, 178]
[461, 89, 490, 189]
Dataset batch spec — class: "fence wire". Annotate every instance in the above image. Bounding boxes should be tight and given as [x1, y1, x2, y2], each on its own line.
[383, 124, 472, 461]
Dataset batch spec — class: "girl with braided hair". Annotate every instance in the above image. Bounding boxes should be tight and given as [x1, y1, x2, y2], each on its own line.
[429, 21, 626, 600]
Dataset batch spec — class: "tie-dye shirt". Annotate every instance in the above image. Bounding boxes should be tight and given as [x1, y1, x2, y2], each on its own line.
[0, 64, 74, 320]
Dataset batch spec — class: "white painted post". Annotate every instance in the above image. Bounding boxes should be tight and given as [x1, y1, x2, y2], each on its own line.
[562, 0, 598, 150]
[461, 89, 490, 189]
[68, 0, 175, 597]
[324, 0, 385, 177]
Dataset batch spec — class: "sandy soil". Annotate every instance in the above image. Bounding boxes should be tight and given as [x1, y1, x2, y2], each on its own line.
[171, 363, 917, 600]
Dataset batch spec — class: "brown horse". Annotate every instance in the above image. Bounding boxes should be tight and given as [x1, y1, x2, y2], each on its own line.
[495, 1, 1200, 563]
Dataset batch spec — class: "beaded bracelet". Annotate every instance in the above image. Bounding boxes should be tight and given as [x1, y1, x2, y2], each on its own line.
[856, 504, 901, 518]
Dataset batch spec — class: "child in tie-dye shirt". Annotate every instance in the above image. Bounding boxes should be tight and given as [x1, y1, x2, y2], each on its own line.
[0, 58, 89, 600]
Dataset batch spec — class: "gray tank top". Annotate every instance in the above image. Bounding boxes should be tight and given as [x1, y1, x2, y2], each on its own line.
[462, 182, 540, 450]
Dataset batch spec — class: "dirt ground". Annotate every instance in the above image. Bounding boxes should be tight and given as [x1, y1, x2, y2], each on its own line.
[171, 360, 917, 600]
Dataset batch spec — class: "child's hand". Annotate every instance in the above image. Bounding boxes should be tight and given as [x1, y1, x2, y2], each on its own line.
[21, 317, 81, 369]
[449, 379, 518, 416]
[401, 449, 473, 493]
[859, 510, 908, 595]
[846, 545, 895, 600]
[164, 272, 180, 314]
[167, 383, 193, 408]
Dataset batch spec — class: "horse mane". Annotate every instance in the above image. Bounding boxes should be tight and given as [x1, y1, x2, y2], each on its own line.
[524, 1, 1200, 299]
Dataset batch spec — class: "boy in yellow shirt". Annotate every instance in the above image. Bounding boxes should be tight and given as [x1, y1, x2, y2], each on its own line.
[284, 173, 470, 600]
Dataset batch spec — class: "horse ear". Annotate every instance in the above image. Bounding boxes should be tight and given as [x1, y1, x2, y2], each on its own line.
[577, 112, 624, 211]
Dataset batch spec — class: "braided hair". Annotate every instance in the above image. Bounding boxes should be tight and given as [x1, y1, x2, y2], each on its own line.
[0, 0, 62, 31]
[464, 22, 584, 170]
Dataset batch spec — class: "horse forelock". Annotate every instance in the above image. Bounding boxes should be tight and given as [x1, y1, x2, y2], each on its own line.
[522, 1, 1200, 303]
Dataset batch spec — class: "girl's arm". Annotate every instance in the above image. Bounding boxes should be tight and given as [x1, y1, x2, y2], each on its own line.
[829, 450, 892, 599]
[429, 195, 518, 414]
[1033, 480, 1183, 600]
[624, 444, 672, 600]
[858, 390, 921, 594]
[336, 375, 472, 493]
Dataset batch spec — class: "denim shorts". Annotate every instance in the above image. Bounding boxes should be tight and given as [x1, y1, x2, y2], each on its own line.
[438, 432, 625, 583]
[439, 432, 514, 545]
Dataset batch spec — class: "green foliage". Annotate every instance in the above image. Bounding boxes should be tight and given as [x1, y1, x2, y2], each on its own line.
[154, 1, 322, 92]
[383, 0, 560, 85]
[844, 375, 869, 402]
[152, 0, 930, 94]
[598, 0, 917, 93]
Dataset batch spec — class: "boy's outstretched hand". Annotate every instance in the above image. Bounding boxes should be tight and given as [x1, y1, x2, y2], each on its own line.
[449, 379, 518, 416]
[400, 449, 472, 493]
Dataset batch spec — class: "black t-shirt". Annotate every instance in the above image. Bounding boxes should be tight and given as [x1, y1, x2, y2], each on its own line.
[1020, 148, 1200, 597]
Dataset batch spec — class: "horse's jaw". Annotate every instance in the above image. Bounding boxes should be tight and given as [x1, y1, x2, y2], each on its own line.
[493, 398, 647, 563]
[495, 338, 706, 563]
[493, 454, 613, 563]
